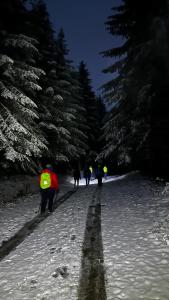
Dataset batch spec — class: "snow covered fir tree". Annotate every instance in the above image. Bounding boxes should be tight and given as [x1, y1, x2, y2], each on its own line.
[1, 0, 169, 179]
[0, 0, 105, 174]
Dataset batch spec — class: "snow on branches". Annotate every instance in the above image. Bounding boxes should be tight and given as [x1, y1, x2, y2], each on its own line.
[0, 33, 47, 168]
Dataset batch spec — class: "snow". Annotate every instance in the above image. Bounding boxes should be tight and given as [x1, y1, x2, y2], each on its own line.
[70, 174, 126, 186]
[101, 176, 169, 300]
[0, 194, 40, 246]
[0, 186, 94, 300]
[1, 173, 169, 299]
[0, 174, 71, 246]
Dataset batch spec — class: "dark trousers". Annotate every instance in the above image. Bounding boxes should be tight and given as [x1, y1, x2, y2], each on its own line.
[98, 176, 102, 186]
[74, 178, 79, 187]
[40, 188, 55, 213]
[85, 176, 90, 186]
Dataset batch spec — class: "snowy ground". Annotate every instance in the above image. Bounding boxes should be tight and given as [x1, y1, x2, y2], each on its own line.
[0, 186, 95, 300]
[70, 175, 126, 186]
[0, 179, 71, 247]
[0, 173, 169, 299]
[101, 176, 169, 300]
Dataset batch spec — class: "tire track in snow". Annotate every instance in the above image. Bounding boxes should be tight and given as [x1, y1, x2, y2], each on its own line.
[0, 189, 76, 261]
[78, 187, 107, 300]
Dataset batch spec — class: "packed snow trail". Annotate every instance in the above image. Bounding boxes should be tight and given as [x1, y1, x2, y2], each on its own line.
[0, 190, 76, 261]
[0, 179, 71, 247]
[1, 175, 169, 299]
[101, 176, 169, 300]
[0, 186, 96, 300]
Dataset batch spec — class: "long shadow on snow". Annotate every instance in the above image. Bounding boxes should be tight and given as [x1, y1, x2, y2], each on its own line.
[0, 189, 76, 261]
[78, 187, 107, 300]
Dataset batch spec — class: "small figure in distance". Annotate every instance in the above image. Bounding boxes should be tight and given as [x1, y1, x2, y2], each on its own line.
[103, 165, 108, 180]
[84, 164, 91, 186]
[96, 164, 103, 187]
[89, 165, 93, 180]
[39, 164, 59, 214]
[73, 165, 81, 188]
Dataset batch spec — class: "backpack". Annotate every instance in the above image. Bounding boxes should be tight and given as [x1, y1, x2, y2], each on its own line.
[40, 172, 51, 189]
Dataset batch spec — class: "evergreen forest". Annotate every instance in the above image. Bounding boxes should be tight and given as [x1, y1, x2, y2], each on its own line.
[0, 0, 105, 174]
[101, 0, 169, 177]
[0, 0, 169, 178]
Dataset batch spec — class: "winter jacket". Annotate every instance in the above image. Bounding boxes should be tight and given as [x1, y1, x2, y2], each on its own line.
[95, 166, 103, 178]
[84, 168, 91, 178]
[39, 169, 59, 191]
[73, 169, 80, 180]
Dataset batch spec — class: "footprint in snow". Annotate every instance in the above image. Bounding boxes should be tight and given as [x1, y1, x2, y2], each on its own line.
[71, 234, 76, 241]
[50, 247, 56, 254]
[52, 266, 69, 279]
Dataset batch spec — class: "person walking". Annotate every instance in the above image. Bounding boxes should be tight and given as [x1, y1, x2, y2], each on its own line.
[103, 165, 108, 180]
[84, 165, 91, 186]
[39, 164, 59, 213]
[73, 166, 81, 188]
[96, 164, 103, 186]
[89, 165, 93, 180]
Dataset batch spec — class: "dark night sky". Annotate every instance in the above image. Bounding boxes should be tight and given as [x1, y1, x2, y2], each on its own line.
[44, 0, 122, 95]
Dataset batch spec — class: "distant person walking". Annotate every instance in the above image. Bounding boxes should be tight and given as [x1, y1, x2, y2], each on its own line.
[84, 165, 91, 186]
[103, 165, 108, 180]
[89, 165, 94, 180]
[39, 164, 59, 213]
[96, 165, 103, 186]
[73, 166, 81, 188]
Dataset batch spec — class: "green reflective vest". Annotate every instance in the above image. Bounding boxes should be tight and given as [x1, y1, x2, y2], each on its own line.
[103, 166, 108, 173]
[89, 166, 93, 173]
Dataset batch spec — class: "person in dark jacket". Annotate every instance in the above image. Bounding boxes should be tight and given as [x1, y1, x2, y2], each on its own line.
[39, 164, 59, 213]
[95, 165, 103, 186]
[73, 166, 81, 188]
[84, 165, 91, 186]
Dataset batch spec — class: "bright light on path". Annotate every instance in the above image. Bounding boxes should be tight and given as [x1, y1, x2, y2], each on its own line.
[69, 175, 127, 186]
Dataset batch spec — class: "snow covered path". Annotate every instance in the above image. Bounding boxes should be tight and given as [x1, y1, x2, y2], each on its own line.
[0, 183, 71, 247]
[102, 176, 169, 300]
[0, 174, 169, 299]
[0, 186, 95, 300]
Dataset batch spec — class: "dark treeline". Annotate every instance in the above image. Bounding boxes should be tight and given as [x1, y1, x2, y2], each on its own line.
[2, 0, 166, 178]
[0, 0, 105, 174]
[101, 0, 169, 177]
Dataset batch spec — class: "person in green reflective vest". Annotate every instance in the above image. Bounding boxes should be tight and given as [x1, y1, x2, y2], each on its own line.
[89, 166, 93, 179]
[103, 165, 108, 180]
[39, 164, 59, 213]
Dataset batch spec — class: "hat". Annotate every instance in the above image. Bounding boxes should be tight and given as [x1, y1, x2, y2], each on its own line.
[46, 164, 53, 170]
